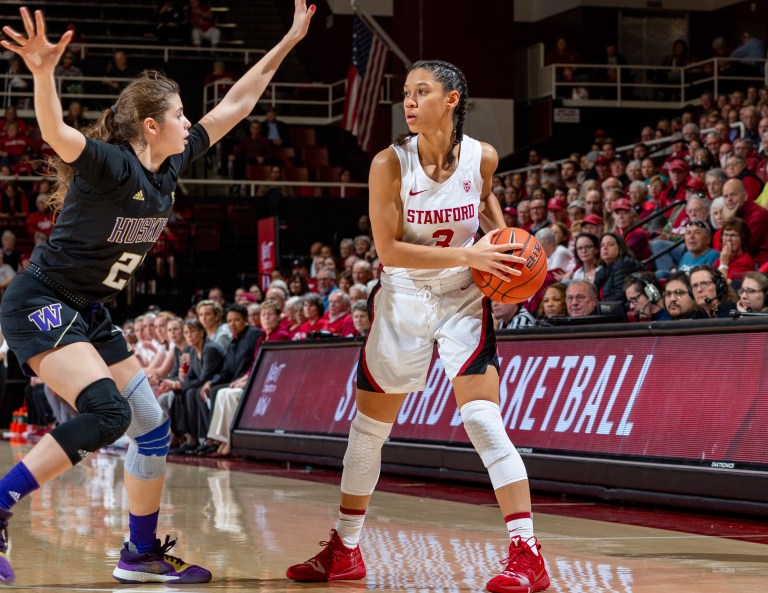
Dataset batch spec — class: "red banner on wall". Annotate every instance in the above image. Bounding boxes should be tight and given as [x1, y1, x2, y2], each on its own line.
[257, 217, 277, 286]
[236, 334, 768, 467]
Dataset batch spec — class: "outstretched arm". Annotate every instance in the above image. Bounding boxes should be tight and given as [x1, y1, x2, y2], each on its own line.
[199, 0, 315, 146]
[2, 8, 85, 163]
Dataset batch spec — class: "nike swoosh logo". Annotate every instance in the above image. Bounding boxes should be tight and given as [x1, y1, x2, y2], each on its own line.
[409, 189, 427, 196]
[460, 283, 473, 291]
[306, 558, 326, 574]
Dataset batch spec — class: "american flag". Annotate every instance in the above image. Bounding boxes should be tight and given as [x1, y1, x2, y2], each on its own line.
[342, 15, 387, 152]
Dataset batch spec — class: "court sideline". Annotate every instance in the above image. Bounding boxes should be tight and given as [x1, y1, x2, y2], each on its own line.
[0, 441, 765, 592]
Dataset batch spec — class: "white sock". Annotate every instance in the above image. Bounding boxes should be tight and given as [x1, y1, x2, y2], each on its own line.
[505, 512, 537, 553]
[336, 506, 366, 548]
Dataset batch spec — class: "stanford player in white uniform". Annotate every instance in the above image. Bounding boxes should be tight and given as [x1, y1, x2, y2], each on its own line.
[288, 60, 550, 593]
[358, 133, 495, 393]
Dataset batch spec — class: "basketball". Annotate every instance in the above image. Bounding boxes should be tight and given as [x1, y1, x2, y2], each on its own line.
[471, 227, 548, 303]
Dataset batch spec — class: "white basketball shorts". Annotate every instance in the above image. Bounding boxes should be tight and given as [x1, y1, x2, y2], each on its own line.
[356, 270, 499, 394]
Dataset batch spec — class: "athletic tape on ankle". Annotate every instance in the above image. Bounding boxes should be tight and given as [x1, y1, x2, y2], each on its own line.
[460, 400, 528, 489]
[340, 411, 393, 496]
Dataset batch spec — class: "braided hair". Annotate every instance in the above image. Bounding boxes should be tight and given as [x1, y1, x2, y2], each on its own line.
[396, 60, 468, 171]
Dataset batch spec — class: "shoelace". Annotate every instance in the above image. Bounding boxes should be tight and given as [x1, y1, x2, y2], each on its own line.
[499, 539, 537, 577]
[155, 535, 187, 567]
[316, 534, 350, 562]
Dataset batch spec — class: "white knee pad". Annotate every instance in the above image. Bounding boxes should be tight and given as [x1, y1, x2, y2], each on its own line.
[121, 369, 171, 480]
[460, 400, 528, 489]
[340, 411, 393, 496]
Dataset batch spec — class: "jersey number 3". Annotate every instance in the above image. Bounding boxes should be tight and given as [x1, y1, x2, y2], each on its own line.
[103, 252, 144, 290]
[432, 229, 454, 248]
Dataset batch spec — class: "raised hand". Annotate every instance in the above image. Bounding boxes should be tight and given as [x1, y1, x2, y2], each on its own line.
[2, 8, 72, 77]
[286, 0, 316, 44]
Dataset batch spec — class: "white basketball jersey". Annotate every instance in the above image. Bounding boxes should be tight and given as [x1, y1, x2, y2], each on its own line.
[385, 134, 483, 282]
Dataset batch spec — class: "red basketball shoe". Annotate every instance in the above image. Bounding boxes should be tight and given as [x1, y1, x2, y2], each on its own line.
[486, 536, 550, 593]
[285, 529, 366, 582]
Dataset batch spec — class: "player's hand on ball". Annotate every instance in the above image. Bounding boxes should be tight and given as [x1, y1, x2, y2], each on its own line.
[469, 229, 526, 280]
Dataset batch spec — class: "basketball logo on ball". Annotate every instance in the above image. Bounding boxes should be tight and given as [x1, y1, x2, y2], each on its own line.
[471, 227, 548, 303]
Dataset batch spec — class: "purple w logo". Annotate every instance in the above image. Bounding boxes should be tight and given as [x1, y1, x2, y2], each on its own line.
[28, 304, 64, 331]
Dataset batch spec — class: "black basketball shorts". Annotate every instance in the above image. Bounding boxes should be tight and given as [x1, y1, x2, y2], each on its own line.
[0, 271, 133, 377]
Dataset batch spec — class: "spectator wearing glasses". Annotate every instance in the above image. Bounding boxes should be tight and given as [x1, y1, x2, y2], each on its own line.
[689, 264, 737, 319]
[623, 272, 671, 322]
[663, 272, 697, 320]
[713, 218, 755, 283]
[563, 232, 602, 284]
[565, 280, 598, 317]
[651, 188, 711, 274]
[736, 271, 768, 313]
[678, 220, 719, 272]
[722, 178, 768, 265]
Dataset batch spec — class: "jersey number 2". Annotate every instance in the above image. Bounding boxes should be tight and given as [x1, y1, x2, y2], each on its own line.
[432, 229, 454, 248]
[103, 252, 144, 290]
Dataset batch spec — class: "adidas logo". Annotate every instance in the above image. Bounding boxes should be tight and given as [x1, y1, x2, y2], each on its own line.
[78, 449, 92, 459]
[8, 491, 20, 502]
[132, 190, 145, 201]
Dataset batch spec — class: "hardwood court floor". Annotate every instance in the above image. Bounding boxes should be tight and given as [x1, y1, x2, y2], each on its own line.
[0, 439, 766, 592]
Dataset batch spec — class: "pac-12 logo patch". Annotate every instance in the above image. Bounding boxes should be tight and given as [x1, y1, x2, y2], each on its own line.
[28, 303, 64, 331]
[463, 179, 471, 192]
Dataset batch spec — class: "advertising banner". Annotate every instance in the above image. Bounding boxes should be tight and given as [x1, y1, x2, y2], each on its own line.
[236, 334, 768, 467]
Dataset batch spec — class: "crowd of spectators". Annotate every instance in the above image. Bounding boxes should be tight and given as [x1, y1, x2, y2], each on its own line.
[117, 242, 376, 458]
[5, 26, 768, 454]
[490, 83, 768, 326]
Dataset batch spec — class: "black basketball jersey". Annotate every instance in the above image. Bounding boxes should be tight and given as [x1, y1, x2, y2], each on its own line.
[30, 123, 210, 302]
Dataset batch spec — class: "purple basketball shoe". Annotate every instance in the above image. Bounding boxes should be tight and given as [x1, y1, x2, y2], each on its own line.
[0, 509, 14, 584]
[112, 534, 212, 584]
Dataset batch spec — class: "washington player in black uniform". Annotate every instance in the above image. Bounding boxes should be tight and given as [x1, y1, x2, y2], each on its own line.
[0, 3, 315, 585]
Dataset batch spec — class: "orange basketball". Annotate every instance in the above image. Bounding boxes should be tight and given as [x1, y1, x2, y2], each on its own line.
[471, 227, 548, 304]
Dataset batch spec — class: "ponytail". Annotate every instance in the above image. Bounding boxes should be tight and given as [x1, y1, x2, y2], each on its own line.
[47, 70, 180, 213]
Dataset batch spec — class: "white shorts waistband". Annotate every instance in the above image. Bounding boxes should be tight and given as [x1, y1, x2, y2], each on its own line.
[379, 270, 474, 295]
